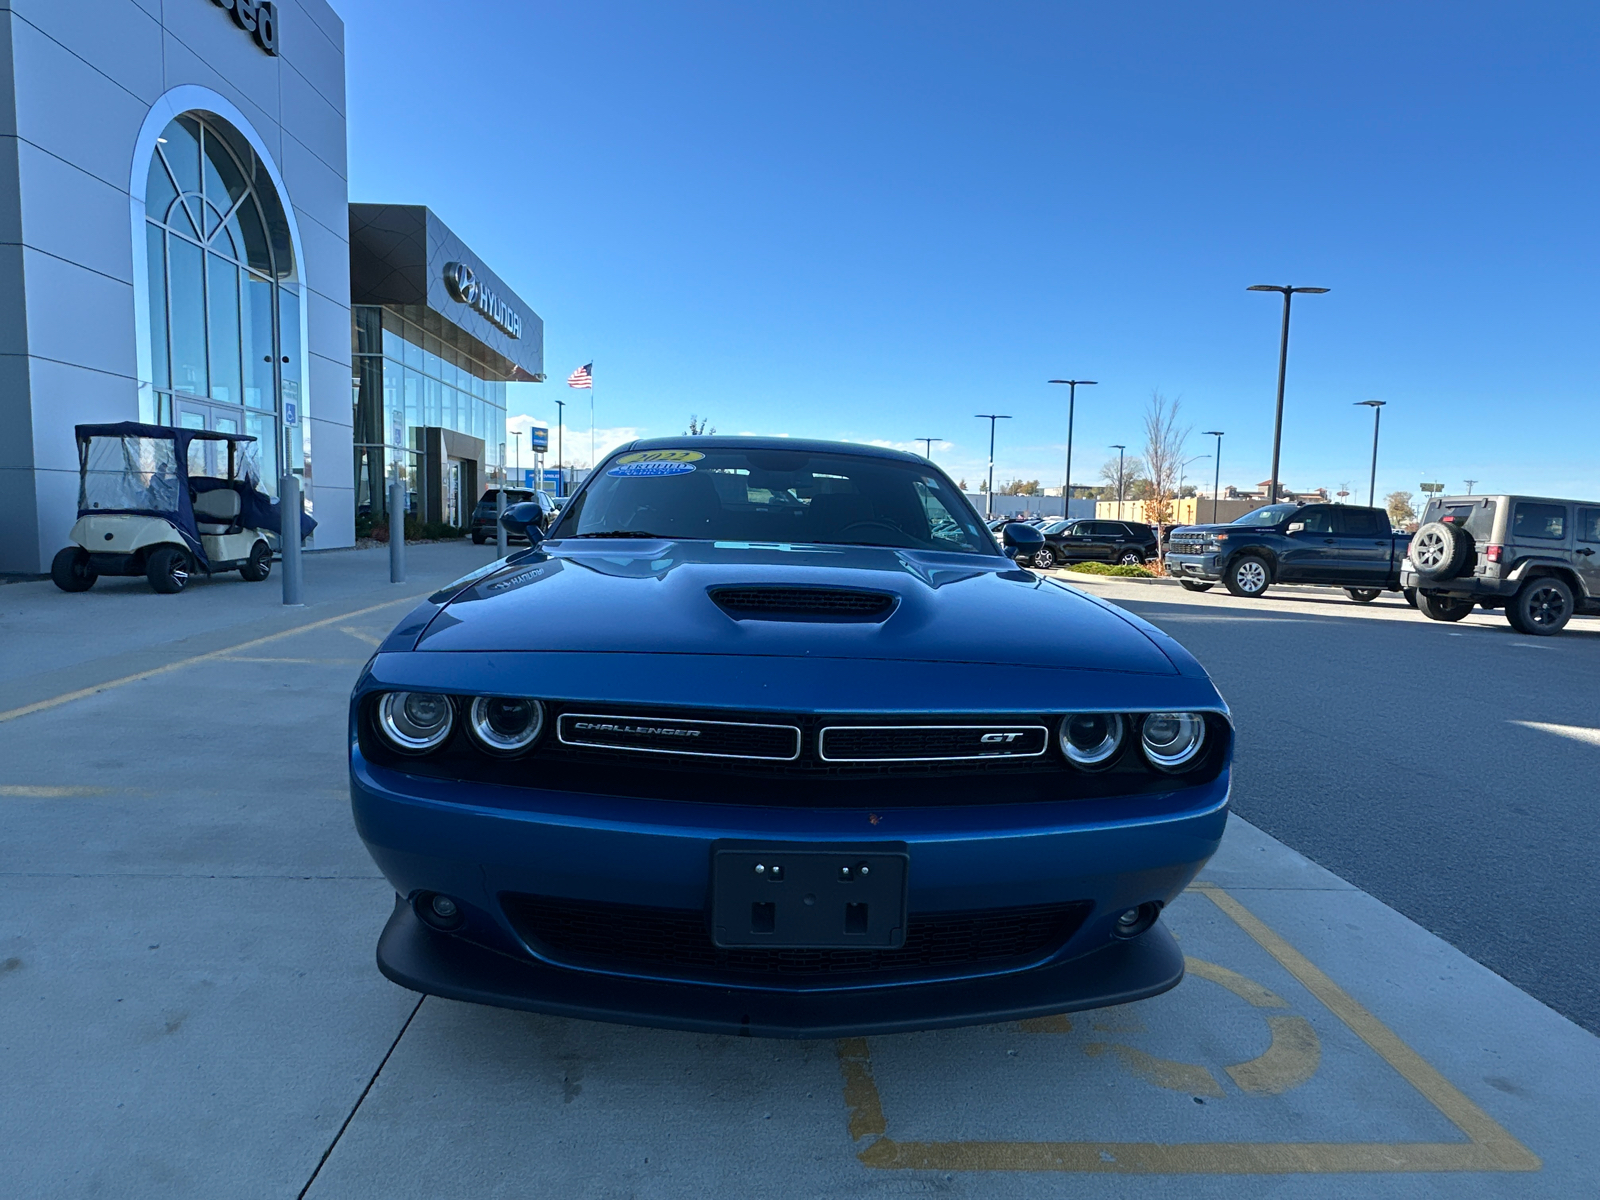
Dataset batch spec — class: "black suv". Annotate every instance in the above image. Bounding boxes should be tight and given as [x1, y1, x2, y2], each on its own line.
[1402, 494, 1600, 635]
[1030, 519, 1158, 570]
[470, 488, 557, 544]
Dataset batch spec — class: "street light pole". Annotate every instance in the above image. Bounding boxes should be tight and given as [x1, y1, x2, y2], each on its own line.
[1355, 400, 1385, 507]
[1248, 284, 1329, 505]
[1110, 444, 1127, 515]
[554, 398, 566, 498]
[917, 438, 942, 461]
[1048, 379, 1097, 518]
[975, 414, 1012, 518]
[512, 431, 522, 486]
[1202, 430, 1224, 523]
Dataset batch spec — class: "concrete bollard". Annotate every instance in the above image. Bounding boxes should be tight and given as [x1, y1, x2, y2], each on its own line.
[388, 478, 406, 584]
[496, 487, 508, 558]
[280, 472, 304, 606]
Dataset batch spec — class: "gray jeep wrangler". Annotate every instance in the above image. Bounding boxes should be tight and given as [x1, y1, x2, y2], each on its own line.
[1402, 495, 1600, 635]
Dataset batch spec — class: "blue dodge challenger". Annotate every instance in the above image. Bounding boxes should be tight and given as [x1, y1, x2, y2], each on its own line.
[349, 438, 1231, 1036]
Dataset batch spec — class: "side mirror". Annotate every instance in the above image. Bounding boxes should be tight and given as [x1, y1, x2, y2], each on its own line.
[1286, 522, 1306, 535]
[1001, 521, 1045, 560]
[500, 501, 545, 544]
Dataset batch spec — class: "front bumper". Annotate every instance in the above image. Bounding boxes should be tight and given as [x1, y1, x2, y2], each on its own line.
[1164, 552, 1221, 580]
[350, 750, 1228, 1036]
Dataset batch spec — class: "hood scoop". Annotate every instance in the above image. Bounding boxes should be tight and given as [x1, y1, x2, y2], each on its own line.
[709, 585, 898, 623]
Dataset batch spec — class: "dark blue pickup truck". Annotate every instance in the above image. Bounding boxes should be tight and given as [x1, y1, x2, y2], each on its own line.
[1164, 503, 1413, 602]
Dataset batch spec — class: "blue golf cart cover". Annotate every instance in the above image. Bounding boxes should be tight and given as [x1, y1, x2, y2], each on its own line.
[74, 423, 315, 563]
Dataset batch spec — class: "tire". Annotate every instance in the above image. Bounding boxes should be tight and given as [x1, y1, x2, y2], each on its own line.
[1410, 522, 1472, 581]
[472, 533, 486, 545]
[1345, 587, 1381, 604]
[1418, 591, 1473, 622]
[1402, 587, 1418, 609]
[145, 546, 190, 594]
[1223, 556, 1271, 598]
[1506, 577, 1574, 636]
[1032, 546, 1055, 569]
[1118, 550, 1144, 566]
[1179, 580, 1214, 592]
[239, 541, 272, 582]
[50, 547, 97, 592]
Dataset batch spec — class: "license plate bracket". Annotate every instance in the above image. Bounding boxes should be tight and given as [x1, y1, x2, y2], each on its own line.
[710, 841, 909, 948]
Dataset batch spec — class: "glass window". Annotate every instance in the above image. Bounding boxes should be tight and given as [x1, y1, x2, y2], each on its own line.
[383, 361, 403, 447]
[146, 151, 177, 228]
[145, 225, 169, 389]
[402, 327, 423, 371]
[241, 274, 275, 409]
[1513, 503, 1567, 540]
[1339, 509, 1381, 536]
[163, 117, 203, 199]
[1231, 505, 1297, 527]
[167, 236, 207, 396]
[206, 254, 242, 405]
[403, 368, 421, 432]
[424, 375, 442, 426]
[1578, 509, 1600, 544]
[1296, 509, 1336, 534]
[423, 335, 442, 383]
[278, 286, 301, 418]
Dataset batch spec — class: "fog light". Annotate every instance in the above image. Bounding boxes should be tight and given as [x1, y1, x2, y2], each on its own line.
[415, 891, 464, 931]
[1112, 902, 1161, 939]
[431, 895, 458, 919]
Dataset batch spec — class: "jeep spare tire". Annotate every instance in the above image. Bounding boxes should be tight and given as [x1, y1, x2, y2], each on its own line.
[1410, 521, 1472, 580]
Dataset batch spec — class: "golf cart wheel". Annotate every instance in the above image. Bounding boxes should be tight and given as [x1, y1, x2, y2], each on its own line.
[1410, 522, 1472, 581]
[472, 533, 486, 545]
[1119, 550, 1144, 566]
[1507, 577, 1574, 637]
[1223, 556, 1271, 598]
[1345, 587, 1382, 604]
[1179, 580, 1213, 592]
[1032, 546, 1055, 569]
[146, 546, 190, 594]
[1418, 592, 1472, 622]
[239, 541, 272, 582]
[50, 547, 97, 593]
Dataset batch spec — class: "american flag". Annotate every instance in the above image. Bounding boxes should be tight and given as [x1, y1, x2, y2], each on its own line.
[567, 363, 593, 389]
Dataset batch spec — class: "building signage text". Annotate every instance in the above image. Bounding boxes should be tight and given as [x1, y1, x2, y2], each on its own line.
[209, 0, 280, 56]
[443, 262, 523, 340]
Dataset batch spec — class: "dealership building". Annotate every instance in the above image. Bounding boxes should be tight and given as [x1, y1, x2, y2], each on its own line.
[0, 0, 544, 575]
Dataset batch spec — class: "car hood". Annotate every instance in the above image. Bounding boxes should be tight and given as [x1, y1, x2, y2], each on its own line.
[408, 540, 1182, 675]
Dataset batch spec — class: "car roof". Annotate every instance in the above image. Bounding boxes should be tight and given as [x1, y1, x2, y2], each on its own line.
[615, 435, 926, 464]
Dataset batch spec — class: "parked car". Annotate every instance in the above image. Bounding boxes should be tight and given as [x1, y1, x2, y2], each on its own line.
[350, 437, 1231, 1037]
[1165, 504, 1410, 601]
[470, 488, 557, 545]
[50, 422, 312, 595]
[1401, 494, 1600, 635]
[1030, 520, 1159, 570]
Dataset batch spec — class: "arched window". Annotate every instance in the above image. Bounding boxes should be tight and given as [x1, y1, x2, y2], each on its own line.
[142, 113, 299, 493]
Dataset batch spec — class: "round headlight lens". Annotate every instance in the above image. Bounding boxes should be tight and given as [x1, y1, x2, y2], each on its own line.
[377, 691, 455, 753]
[468, 696, 545, 755]
[1059, 712, 1125, 768]
[1140, 712, 1207, 771]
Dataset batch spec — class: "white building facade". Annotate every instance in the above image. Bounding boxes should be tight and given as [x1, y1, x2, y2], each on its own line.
[0, 0, 353, 573]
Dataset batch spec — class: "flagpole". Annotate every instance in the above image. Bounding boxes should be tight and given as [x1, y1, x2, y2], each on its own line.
[589, 360, 596, 477]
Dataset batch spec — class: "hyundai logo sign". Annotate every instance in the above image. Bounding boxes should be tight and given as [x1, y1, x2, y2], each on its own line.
[443, 262, 523, 340]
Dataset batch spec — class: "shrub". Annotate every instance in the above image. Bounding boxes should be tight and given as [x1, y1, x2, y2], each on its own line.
[1068, 561, 1155, 579]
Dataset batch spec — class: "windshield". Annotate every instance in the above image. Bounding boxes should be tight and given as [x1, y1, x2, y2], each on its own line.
[554, 447, 995, 553]
[1230, 504, 1296, 527]
[78, 435, 182, 514]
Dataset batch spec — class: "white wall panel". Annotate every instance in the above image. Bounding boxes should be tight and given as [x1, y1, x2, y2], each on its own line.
[9, 0, 164, 104]
[16, 140, 133, 284]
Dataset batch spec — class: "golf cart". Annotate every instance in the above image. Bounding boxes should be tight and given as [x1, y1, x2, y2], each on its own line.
[51, 422, 314, 595]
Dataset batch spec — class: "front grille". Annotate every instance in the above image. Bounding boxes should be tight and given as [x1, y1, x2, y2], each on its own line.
[504, 893, 1092, 982]
[819, 724, 1048, 761]
[709, 585, 896, 620]
[557, 712, 801, 761]
[1168, 535, 1208, 552]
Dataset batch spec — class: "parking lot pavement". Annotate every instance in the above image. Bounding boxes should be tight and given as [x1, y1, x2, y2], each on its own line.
[1057, 573, 1600, 1036]
[4, 550, 1600, 1197]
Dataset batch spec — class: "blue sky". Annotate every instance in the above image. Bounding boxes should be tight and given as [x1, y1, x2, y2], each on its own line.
[339, 1, 1597, 502]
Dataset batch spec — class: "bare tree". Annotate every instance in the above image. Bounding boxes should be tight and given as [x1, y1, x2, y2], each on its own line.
[1140, 391, 1190, 527]
[685, 415, 717, 436]
[1098, 455, 1147, 502]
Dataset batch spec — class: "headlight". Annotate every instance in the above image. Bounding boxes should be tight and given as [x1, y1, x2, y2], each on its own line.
[467, 696, 545, 755]
[1140, 712, 1206, 771]
[377, 691, 455, 753]
[1059, 712, 1125, 768]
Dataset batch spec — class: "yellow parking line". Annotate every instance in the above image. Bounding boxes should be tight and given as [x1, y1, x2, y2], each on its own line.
[0, 595, 424, 725]
[837, 882, 1541, 1174]
[339, 626, 384, 648]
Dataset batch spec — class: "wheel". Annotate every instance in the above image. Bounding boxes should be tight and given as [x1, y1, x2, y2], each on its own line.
[472, 533, 486, 545]
[1418, 591, 1473, 622]
[1179, 580, 1213, 592]
[239, 541, 272, 582]
[1223, 556, 1271, 598]
[1118, 550, 1143, 566]
[50, 547, 97, 592]
[1032, 546, 1055, 569]
[1410, 522, 1472, 581]
[1345, 587, 1381, 604]
[1402, 587, 1418, 609]
[145, 546, 190, 594]
[1507, 577, 1574, 636]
